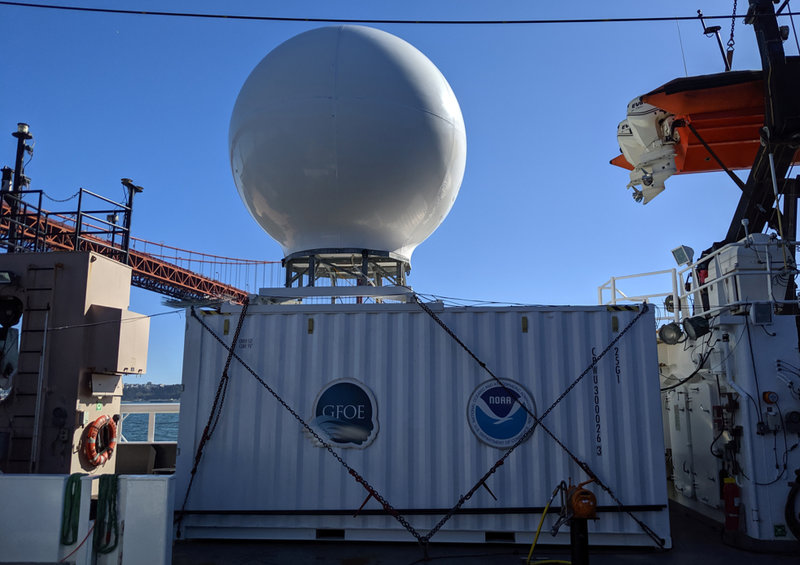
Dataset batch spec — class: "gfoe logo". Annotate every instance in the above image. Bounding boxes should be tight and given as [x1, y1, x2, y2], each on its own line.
[467, 379, 535, 448]
[310, 379, 378, 448]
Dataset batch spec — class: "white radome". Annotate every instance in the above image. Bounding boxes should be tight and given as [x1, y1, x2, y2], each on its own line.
[229, 25, 467, 261]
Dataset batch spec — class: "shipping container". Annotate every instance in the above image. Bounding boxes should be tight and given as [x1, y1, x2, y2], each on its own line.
[175, 301, 671, 547]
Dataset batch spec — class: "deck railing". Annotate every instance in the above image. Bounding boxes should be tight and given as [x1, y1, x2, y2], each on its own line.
[598, 237, 798, 326]
[119, 402, 180, 443]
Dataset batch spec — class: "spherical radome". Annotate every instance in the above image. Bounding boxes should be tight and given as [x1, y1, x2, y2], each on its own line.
[229, 25, 467, 261]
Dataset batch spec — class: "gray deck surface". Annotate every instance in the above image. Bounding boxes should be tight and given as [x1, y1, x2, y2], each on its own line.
[172, 503, 799, 565]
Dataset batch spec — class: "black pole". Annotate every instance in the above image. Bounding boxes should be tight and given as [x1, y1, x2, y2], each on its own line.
[361, 250, 369, 283]
[9, 124, 33, 253]
[698, 11, 732, 72]
[120, 178, 143, 265]
[308, 256, 316, 287]
[0, 167, 11, 191]
[715, 29, 731, 72]
[0, 166, 11, 207]
[783, 177, 799, 244]
[123, 185, 133, 261]
[11, 123, 31, 193]
[74, 189, 83, 251]
[569, 518, 590, 565]
[108, 213, 117, 257]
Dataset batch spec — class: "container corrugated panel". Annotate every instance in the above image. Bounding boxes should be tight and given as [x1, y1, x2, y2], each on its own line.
[175, 302, 670, 547]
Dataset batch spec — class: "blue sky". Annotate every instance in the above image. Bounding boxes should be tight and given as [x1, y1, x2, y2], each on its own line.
[0, 1, 791, 383]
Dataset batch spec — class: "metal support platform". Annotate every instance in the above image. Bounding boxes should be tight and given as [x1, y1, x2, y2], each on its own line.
[283, 248, 409, 289]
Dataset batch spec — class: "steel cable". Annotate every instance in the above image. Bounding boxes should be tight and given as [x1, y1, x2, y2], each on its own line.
[0, 2, 785, 25]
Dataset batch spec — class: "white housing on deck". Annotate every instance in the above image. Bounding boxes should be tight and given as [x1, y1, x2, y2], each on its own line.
[600, 235, 800, 544]
[229, 26, 467, 262]
[176, 301, 671, 546]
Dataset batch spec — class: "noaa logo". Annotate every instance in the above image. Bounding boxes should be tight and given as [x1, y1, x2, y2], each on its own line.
[311, 379, 378, 448]
[467, 379, 536, 448]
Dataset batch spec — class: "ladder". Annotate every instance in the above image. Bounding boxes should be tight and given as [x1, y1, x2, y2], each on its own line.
[5, 265, 54, 472]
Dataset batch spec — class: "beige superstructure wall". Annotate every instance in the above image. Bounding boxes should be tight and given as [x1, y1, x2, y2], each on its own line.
[0, 251, 148, 475]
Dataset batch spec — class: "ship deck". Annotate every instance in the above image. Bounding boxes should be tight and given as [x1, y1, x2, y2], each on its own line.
[172, 502, 799, 565]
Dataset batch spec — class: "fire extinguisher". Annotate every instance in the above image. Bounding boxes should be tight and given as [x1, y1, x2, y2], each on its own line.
[723, 477, 741, 531]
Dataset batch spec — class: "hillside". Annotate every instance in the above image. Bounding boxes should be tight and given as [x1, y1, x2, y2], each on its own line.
[122, 382, 181, 402]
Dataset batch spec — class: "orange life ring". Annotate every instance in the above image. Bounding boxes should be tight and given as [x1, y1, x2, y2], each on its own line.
[83, 414, 118, 466]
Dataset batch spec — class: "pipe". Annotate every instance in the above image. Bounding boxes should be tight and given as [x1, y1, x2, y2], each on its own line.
[767, 152, 790, 268]
[671, 268, 680, 324]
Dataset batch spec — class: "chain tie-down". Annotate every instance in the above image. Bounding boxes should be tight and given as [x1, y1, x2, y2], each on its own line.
[175, 297, 250, 538]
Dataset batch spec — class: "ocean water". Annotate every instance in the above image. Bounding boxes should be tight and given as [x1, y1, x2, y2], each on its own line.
[120, 404, 179, 442]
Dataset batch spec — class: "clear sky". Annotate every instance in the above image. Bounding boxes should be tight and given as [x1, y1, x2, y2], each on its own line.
[0, 1, 792, 383]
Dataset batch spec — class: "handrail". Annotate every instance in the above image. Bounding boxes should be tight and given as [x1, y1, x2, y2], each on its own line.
[0, 190, 283, 298]
[78, 187, 130, 211]
[119, 402, 179, 443]
[598, 268, 680, 324]
[130, 235, 279, 264]
[599, 237, 798, 326]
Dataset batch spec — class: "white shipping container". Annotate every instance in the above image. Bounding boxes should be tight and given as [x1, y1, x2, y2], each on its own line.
[175, 301, 671, 547]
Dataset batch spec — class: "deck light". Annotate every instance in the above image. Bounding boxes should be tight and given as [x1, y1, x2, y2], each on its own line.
[658, 322, 683, 344]
[671, 245, 694, 266]
[683, 316, 710, 340]
[0, 295, 23, 328]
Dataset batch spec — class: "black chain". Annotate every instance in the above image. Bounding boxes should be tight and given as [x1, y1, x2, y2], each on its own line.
[175, 297, 250, 537]
[413, 298, 664, 548]
[43, 190, 80, 203]
[186, 305, 425, 544]
[728, 0, 737, 49]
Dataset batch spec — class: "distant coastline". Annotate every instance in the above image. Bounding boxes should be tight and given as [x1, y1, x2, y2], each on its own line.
[122, 382, 181, 402]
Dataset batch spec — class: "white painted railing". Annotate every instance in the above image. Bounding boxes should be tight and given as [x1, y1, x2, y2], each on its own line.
[119, 402, 179, 443]
[597, 268, 680, 324]
[598, 238, 798, 326]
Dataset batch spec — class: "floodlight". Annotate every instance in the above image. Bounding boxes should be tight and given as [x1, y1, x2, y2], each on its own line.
[671, 245, 695, 266]
[664, 294, 680, 313]
[683, 316, 710, 340]
[749, 302, 773, 326]
[0, 296, 23, 328]
[658, 323, 683, 345]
